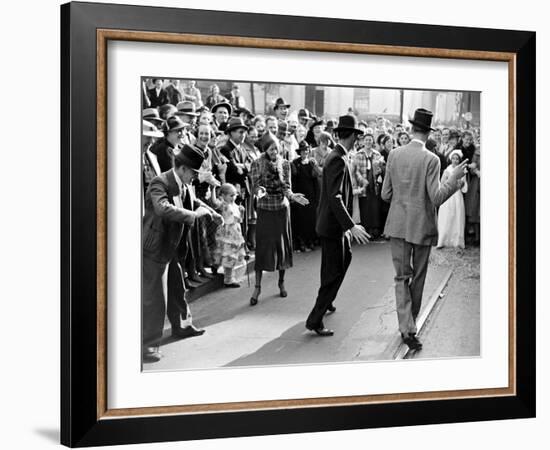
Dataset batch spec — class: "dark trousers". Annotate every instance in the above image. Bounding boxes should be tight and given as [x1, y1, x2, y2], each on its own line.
[142, 256, 190, 348]
[390, 237, 431, 335]
[306, 234, 352, 328]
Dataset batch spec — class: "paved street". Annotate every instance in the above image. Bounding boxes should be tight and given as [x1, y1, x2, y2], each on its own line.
[144, 241, 479, 371]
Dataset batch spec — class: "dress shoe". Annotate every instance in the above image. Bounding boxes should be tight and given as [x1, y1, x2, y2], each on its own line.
[172, 325, 205, 340]
[402, 334, 423, 350]
[224, 282, 241, 288]
[306, 323, 334, 337]
[142, 347, 162, 363]
[326, 304, 336, 314]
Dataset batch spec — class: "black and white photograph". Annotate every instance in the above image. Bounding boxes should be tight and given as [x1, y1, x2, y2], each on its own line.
[141, 78, 481, 370]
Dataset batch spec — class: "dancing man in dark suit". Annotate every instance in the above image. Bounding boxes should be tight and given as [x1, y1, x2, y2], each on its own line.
[305, 115, 370, 336]
[381, 108, 468, 350]
[142, 145, 223, 363]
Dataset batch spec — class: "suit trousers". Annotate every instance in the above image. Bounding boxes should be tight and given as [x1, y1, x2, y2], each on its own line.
[306, 234, 352, 328]
[142, 256, 190, 347]
[390, 237, 431, 335]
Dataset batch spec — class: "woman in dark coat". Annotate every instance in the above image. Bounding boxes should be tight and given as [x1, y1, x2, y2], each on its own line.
[249, 133, 309, 306]
[291, 141, 321, 251]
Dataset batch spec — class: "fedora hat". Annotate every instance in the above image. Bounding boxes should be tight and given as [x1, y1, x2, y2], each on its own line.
[297, 140, 311, 153]
[142, 108, 165, 126]
[408, 108, 435, 131]
[175, 100, 199, 116]
[225, 117, 249, 134]
[211, 101, 233, 115]
[174, 144, 205, 172]
[142, 120, 164, 138]
[273, 97, 291, 109]
[164, 116, 190, 133]
[297, 108, 311, 119]
[333, 115, 364, 135]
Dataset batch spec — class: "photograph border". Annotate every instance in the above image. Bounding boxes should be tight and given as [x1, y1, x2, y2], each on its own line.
[61, 2, 535, 446]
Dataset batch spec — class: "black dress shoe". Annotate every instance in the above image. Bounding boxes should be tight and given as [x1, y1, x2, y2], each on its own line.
[306, 323, 334, 337]
[142, 347, 162, 363]
[326, 305, 336, 314]
[172, 325, 206, 340]
[224, 282, 241, 288]
[402, 334, 423, 350]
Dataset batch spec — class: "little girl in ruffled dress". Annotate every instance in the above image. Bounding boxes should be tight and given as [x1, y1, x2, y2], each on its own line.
[214, 183, 247, 288]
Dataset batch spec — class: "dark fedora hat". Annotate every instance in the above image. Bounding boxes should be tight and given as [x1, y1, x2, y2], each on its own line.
[408, 108, 435, 131]
[297, 140, 311, 153]
[273, 97, 291, 109]
[211, 101, 233, 115]
[175, 100, 199, 116]
[174, 144, 205, 172]
[225, 117, 249, 134]
[164, 116, 190, 133]
[333, 115, 364, 135]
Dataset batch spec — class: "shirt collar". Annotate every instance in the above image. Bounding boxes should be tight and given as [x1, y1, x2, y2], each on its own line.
[172, 168, 184, 192]
[229, 139, 241, 148]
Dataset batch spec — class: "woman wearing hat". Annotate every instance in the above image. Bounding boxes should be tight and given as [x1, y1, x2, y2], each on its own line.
[291, 141, 321, 252]
[436, 149, 469, 249]
[305, 118, 325, 147]
[249, 132, 309, 306]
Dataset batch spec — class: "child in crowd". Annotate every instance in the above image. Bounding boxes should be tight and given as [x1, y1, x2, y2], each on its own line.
[214, 183, 247, 287]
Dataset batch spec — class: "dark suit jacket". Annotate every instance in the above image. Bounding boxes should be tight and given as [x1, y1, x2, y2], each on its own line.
[143, 170, 200, 264]
[316, 144, 355, 238]
[147, 88, 170, 108]
[381, 141, 460, 246]
[220, 140, 248, 190]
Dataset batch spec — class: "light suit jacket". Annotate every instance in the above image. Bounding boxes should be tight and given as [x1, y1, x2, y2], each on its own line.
[381, 141, 459, 246]
[143, 170, 211, 264]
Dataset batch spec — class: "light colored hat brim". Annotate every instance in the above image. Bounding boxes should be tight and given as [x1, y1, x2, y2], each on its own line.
[143, 130, 164, 138]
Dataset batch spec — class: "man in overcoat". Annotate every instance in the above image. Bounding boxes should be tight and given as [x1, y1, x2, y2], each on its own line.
[142, 145, 223, 363]
[381, 108, 468, 350]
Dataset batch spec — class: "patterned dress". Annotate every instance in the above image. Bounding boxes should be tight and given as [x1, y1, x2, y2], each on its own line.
[214, 202, 247, 269]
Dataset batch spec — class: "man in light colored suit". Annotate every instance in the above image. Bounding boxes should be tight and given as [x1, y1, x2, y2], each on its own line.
[142, 145, 223, 363]
[381, 108, 468, 350]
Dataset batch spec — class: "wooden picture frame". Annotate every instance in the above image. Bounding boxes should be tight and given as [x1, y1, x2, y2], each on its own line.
[61, 1, 535, 446]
